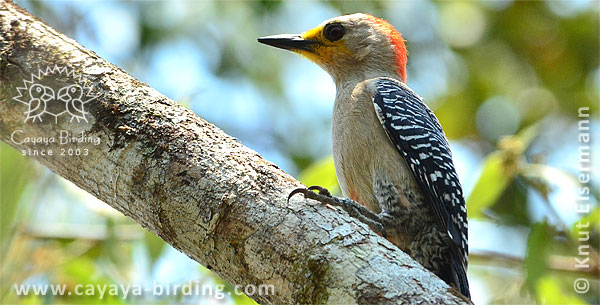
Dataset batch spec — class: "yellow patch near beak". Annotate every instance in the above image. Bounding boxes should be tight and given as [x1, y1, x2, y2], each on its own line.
[300, 26, 323, 41]
[296, 24, 350, 67]
[294, 25, 327, 64]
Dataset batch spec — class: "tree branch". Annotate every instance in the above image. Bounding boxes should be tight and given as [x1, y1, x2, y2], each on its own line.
[0, 2, 468, 304]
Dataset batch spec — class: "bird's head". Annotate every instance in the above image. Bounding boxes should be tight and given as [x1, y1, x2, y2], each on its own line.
[29, 84, 54, 101]
[29, 84, 46, 99]
[258, 13, 407, 84]
[57, 84, 83, 102]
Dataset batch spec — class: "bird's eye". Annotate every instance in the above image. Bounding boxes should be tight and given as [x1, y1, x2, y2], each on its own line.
[324, 23, 345, 42]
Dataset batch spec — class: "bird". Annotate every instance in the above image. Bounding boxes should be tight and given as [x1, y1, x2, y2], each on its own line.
[25, 84, 53, 123]
[57, 84, 87, 123]
[258, 13, 470, 299]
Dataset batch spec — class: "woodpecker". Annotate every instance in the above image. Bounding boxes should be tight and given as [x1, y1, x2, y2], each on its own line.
[258, 13, 470, 299]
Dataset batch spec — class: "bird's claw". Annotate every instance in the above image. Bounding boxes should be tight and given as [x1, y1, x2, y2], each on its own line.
[287, 185, 386, 237]
[307, 185, 332, 197]
[288, 185, 332, 203]
[287, 187, 310, 202]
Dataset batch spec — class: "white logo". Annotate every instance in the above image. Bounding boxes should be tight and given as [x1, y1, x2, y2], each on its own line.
[13, 65, 97, 123]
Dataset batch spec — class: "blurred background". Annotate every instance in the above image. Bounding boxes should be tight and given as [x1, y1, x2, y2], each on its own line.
[1, 0, 599, 304]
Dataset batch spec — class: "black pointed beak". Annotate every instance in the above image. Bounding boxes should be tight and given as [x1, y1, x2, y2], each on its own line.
[257, 34, 318, 52]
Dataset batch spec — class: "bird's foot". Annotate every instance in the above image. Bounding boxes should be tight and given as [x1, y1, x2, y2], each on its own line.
[288, 185, 385, 236]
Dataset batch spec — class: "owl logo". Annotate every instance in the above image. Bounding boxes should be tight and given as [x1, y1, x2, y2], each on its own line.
[13, 65, 97, 124]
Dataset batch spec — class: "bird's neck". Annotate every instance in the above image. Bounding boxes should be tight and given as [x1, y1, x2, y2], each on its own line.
[332, 69, 402, 89]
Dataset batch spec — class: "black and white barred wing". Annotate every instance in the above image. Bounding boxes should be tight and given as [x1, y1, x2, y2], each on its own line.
[371, 78, 468, 266]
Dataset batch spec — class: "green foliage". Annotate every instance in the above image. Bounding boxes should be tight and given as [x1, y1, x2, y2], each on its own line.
[58, 258, 125, 304]
[467, 151, 512, 219]
[219, 281, 260, 305]
[144, 231, 166, 266]
[525, 222, 554, 294]
[489, 178, 531, 225]
[298, 156, 340, 195]
[524, 222, 590, 305]
[0, 143, 35, 257]
[572, 207, 600, 252]
[535, 276, 587, 305]
[467, 125, 538, 219]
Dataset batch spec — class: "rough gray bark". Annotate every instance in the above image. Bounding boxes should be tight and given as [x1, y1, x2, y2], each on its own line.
[0, 2, 469, 304]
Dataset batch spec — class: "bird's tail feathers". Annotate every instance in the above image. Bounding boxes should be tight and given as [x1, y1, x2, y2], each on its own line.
[449, 252, 470, 300]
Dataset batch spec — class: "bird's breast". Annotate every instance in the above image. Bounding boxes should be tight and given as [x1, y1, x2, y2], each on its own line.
[331, 80, 425, 215]
[331, 82, 383, 213]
